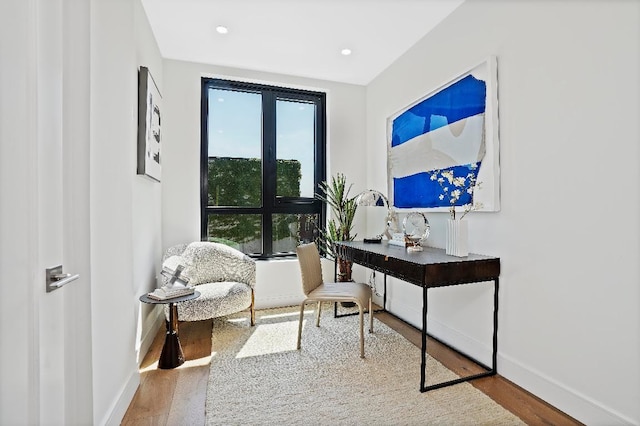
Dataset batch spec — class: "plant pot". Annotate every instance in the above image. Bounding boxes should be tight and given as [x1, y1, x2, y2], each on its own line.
[337, 258, 356, 307]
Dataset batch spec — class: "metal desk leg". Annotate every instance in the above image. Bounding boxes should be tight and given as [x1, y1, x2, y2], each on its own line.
[383, 274, 387, 311]
[420, 285, 428, 392]
[492, 277, 499, 372]
[419, 277, 499, 392]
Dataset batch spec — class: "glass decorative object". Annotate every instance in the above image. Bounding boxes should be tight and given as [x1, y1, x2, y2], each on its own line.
[402, 212, 430, 252]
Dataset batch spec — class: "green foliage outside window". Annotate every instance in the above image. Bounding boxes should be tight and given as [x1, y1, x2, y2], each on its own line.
[207, 157, 302, 247]
[208, 157, 261, 207]
[276, 160, 303, 197]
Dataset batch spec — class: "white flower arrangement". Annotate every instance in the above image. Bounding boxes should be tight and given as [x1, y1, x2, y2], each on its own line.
[430, 165, 483, 220]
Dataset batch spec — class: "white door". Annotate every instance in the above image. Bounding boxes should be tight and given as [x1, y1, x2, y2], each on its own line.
[0, 0, 93, 424]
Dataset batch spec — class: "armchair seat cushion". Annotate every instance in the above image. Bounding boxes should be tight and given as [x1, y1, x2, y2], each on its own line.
[171, 281, 252, 322]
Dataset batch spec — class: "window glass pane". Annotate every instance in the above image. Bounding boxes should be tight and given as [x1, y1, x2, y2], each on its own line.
[272, 213, 319, 254]
[207, 89, 262, 207]
[207, 214, 262, 255]
[276, 99, 315, 198]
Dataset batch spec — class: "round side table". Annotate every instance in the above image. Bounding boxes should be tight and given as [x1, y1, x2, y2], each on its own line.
[139, 291, 200, 369]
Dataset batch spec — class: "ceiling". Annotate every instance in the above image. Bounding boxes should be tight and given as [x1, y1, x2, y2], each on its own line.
[141, 0, 464, 86]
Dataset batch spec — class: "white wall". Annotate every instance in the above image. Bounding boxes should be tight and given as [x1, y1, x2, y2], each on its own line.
[90, 0, 163, 424]
[366, 1, 639, 424]
[132, 0, 165, 365]
[161, 59, 367, 308]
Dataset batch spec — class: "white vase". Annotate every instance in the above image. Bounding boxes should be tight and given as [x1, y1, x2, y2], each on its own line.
[446, 218, 468, 257]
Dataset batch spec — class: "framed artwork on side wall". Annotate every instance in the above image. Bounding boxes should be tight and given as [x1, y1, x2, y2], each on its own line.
[137, 66, 162, 182]
[387, 56, 500, 213]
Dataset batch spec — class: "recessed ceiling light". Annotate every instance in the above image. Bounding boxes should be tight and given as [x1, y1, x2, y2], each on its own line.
[216, 25, 229, 34]
[341, 48, 352, 56]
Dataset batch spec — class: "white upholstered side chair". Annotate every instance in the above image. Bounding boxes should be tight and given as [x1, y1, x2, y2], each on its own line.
[295, 242, 373, 358]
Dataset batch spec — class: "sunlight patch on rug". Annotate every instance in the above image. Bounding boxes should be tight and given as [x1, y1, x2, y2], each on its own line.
[235, 319, 303, 358]
[259, 310, 312, 320]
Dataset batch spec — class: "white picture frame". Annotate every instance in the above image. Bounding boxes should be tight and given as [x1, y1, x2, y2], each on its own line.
[387, 56, 500, 213]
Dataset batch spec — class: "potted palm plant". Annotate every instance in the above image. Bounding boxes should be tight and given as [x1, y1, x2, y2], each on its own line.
[315, 173, 358, 283]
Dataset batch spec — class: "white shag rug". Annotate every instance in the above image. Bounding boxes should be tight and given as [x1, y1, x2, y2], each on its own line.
[205, 305, 524, 425]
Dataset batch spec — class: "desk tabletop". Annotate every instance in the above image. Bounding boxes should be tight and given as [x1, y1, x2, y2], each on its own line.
[335, 241, 500, 287]
[337, 241, 498, 265]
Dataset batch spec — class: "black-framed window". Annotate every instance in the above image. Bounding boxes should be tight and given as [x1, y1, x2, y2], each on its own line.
[201, 78, 326, 259]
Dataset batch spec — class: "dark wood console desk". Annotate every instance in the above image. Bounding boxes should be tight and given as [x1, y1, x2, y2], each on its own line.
[334, 241, 500, 392]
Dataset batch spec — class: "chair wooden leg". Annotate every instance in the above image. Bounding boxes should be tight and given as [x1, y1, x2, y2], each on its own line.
[297, 302, 305, 350]
[358, 304, 364, 358]
[316, 301, 321, 327]
[369, 296, 373, 333]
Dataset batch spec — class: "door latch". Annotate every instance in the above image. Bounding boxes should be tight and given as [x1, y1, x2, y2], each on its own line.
[46, 265, 80, 293]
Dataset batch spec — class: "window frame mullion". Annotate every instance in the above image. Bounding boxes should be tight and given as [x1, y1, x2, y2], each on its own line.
[200, 79, 211, 241]
[262, 91, 276, 256]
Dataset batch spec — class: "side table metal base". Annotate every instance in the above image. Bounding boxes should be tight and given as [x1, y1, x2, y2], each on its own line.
[158, 326, 184, 369]
[158, 303, 184, 369]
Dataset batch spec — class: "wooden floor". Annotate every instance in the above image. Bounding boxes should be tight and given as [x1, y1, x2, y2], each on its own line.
[122, 308, 583, 425]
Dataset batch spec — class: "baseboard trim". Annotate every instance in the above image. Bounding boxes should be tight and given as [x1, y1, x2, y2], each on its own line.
[255, 294, 303, 310]
[101, 308, 162, 425]
[138, 306, 164, 366]
[498, 353, 635, 425]
[102, 370, 140, 426]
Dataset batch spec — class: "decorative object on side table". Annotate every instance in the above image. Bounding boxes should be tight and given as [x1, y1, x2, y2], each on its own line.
[147, 263, 195, 300]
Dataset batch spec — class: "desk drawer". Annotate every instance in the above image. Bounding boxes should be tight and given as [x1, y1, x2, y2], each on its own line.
[343, 248, 424, 286]
[424, 259, 500, 287]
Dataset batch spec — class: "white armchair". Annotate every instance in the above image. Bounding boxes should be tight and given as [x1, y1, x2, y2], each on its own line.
[162, 242, 256, 325]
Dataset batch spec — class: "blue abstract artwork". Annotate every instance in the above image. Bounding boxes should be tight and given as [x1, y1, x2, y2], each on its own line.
[387, 57, 500, 212]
